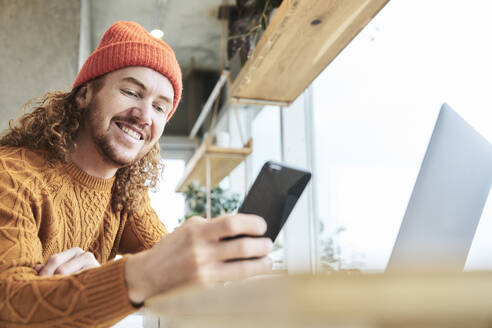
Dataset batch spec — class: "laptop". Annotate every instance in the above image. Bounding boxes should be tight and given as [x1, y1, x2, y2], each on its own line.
[385, 103, 492, 273]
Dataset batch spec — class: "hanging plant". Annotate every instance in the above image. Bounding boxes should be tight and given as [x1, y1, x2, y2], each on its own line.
[228, 0, 283, 65]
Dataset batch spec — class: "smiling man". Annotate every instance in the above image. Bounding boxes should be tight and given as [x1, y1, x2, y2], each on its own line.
[0, 21, 272, 327]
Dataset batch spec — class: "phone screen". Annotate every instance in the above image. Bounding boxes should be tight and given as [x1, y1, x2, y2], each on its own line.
[238, 161, 311, 241]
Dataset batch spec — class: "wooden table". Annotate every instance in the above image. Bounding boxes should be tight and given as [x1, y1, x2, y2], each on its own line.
[144, 272, 492, 328]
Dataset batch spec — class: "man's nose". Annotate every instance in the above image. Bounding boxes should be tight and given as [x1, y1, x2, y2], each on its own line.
[131, 100, 152, 126]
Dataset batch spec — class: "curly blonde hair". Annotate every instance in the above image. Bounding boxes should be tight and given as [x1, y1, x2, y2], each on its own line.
[0, 80, 163, 215]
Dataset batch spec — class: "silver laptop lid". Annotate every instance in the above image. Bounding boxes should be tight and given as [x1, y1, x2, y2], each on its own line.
[386, 103, 492, 272]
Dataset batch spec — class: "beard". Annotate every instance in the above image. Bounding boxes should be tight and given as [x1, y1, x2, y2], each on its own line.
[93, 130, 135, 167]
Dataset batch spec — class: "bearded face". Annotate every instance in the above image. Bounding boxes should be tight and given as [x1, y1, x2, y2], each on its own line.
[77, 67, 174, 168]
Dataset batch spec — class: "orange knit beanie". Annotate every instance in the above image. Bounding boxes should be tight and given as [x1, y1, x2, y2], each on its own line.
[73, 21, 182, 120]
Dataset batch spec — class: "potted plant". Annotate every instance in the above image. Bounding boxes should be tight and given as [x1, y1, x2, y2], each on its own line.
[227, 0, 283, 68]
[180, 181, 241, 222]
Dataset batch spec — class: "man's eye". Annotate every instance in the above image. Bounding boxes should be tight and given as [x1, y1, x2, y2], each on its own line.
[154, 104, 166, 113]
[122, 90, 139, 97]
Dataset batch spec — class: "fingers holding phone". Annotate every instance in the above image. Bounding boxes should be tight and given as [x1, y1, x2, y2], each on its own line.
[182, 213, 273, 262]
[124, 213, 273, 303]
[203, 213, 267, 240]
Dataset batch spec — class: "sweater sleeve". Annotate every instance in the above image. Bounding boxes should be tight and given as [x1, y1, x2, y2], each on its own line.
[118, 191, 168, 254]
[0, 162, 136, 327]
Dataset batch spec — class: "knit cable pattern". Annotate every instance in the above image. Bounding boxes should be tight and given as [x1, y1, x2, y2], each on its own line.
[0, 146, 167, 327]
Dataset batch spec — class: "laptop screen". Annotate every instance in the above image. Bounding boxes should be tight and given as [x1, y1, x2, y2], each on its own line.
[386, 103, 492, 273]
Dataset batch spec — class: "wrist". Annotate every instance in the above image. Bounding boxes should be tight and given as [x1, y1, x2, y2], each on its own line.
[124, 252, 151, 304]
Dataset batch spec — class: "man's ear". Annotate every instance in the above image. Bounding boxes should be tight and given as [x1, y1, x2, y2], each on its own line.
[75, 84, 92, 109]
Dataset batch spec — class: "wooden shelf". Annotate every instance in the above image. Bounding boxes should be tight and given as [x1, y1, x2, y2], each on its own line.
[176, 139, 252, 192]
[230, 0, 389, 105]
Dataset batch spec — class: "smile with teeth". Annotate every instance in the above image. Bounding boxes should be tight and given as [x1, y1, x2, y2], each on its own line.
[116, 123, 142, 141]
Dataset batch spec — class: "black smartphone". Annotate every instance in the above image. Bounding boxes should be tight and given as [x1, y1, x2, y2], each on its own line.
[237, 161, 311, 241]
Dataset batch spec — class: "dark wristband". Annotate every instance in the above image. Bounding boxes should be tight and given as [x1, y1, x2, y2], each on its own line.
[130, 300, 144, 308]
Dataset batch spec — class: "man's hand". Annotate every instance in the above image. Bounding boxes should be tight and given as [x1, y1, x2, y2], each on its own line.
[35, 247, 100, 276]
[125, 214, 273, 304]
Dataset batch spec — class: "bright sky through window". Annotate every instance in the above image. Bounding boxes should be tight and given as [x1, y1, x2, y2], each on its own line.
[149, 159, 185, 232]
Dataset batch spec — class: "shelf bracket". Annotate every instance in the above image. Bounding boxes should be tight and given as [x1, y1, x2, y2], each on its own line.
[230, 97, 290, 107]
[205, 154, 211, 220]
[189, 70, 230, 139]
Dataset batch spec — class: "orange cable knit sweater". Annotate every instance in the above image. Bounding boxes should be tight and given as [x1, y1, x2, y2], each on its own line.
[0, 146, 167, 327]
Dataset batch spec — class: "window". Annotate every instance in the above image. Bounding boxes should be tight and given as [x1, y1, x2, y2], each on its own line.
[250, 106, 282, 176]
[311, 0, 492, 271]
[149, 159, 186, 232]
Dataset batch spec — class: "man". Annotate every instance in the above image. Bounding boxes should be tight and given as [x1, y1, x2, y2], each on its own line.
[0, 21, 272, 327]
